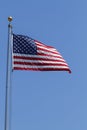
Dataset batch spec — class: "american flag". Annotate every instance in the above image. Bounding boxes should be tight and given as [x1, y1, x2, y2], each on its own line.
[12, 34, 71, 73]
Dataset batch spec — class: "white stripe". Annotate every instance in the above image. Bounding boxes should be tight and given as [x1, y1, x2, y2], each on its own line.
[37, 44, 58, 53]
[13, 53, 65, 62]
[37, 50, 62, 57]
[13, 59, 67, 65]
[13, 64, 69, 69]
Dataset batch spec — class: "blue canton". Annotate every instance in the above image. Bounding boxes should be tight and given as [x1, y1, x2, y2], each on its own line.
[13, 34, 37, 55]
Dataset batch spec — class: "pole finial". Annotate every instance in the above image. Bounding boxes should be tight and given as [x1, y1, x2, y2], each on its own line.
[8, 16, 13, 22]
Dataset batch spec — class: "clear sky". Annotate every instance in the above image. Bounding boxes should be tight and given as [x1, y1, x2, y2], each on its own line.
[0, 0, 87, 130]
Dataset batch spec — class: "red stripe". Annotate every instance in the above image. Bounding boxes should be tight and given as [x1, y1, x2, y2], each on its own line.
[35, 40, 55, 49]
[13, 67, 71, 73]
[14, 61, 68, 66]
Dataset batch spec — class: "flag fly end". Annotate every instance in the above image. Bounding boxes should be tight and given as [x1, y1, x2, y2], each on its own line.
[69, 69, 71, 73]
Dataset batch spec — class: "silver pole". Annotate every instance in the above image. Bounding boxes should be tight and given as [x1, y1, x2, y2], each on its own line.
[4, 16, 13, 130]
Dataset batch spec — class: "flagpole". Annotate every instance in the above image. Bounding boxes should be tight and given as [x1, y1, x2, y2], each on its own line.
[4, 16, 13, 130]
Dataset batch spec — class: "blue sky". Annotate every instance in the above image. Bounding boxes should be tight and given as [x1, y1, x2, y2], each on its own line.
[0, 0, 87, 130]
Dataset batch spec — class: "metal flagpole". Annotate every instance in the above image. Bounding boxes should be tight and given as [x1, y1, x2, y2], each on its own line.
[4, 16, 13, 130]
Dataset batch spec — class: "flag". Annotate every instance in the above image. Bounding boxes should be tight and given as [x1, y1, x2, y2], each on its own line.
[12, 34, 71, 73]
